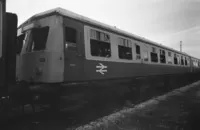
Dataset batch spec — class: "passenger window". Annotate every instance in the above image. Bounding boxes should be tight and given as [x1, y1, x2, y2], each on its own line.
[26, 27, 49, 52]
[118, 38, 132, 60]
[90, 29, 111, 57]
[150, 47, 158, 62]
[174, 54, 178, 65]
[160, 49, 166, 63]
[135, 44, 141, 59]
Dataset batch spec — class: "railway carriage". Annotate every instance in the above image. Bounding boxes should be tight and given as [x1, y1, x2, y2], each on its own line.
[14, 7, 200, 110]
[16, 7, 200, 84]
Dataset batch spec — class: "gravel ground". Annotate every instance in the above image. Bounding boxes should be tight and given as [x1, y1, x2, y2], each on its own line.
[76, 80, 200, 130]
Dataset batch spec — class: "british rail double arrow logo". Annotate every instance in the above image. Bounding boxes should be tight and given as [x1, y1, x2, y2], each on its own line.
[96, 63, 108, 75]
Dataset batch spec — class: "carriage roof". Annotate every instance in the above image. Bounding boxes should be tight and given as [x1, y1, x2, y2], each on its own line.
[19, 7, 191, 57]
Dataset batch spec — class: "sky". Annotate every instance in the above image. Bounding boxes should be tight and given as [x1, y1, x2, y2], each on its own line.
[6, 0, 200, 58]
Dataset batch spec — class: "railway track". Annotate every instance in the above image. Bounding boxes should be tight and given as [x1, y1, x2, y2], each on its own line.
[1, 74, 200, 130]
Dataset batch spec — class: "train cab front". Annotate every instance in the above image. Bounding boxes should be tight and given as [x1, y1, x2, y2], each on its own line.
[17, 15, 64, 84]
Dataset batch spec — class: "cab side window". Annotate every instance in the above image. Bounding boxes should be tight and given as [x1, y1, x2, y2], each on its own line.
[65, 27, 77, 48]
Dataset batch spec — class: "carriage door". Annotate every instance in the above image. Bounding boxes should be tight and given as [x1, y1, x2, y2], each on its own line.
[63, 18, 83, 82]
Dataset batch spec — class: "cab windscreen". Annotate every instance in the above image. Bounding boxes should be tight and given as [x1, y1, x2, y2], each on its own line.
[27, 26, 49, 52]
